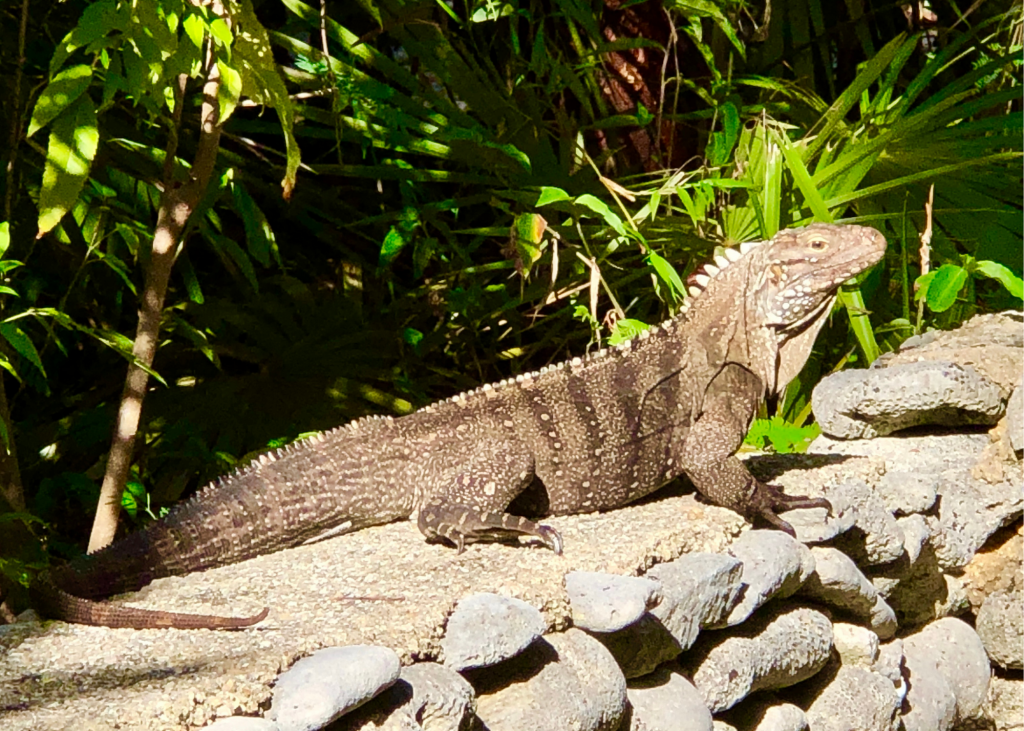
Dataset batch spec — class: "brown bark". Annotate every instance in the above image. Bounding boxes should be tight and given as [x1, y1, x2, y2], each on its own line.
[87, 59, 225, 553]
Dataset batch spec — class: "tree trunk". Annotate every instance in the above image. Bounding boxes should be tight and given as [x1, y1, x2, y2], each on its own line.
[88, 62, 225, 553]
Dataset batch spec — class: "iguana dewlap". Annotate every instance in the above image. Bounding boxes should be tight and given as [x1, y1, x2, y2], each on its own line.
[34, 223, 887, 629]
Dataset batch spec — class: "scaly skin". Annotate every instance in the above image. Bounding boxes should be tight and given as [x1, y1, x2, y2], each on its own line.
[33, 223, 887, 629]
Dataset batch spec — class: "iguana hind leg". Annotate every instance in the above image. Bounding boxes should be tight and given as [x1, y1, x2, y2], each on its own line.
[417, 442, 562, 554]
[679, 364, 831, 535]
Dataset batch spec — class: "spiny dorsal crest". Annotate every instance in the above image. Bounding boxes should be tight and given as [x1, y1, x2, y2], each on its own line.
[679, 238, 763, 314]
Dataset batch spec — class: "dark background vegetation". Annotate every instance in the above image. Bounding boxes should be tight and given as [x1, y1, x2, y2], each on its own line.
[0, 0, 1020, 614]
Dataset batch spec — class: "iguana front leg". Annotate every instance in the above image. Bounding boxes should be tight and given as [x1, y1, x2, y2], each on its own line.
[679, 364, 831, 535]
[417, 442, 563, 554]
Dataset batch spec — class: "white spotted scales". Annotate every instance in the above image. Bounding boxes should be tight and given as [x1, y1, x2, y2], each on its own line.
[35, 223, 887, 629]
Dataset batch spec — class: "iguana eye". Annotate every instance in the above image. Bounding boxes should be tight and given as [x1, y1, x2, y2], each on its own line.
[809, 238, 828, 250]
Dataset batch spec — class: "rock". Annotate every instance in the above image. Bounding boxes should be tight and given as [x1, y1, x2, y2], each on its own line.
[1007, 385, 1023, 454]
[925, 472, 1022, 570]
[750, 703, 808, 731]
[980, 676, 1024, 731]
[832, 623, 879, 667]
[873, 471, 938, 515]
[686, 607, 833, 713]
[903, 618, 991, 723]
[722, 531, 815, 626]
[471, 629, 626, 731]
[440, 593, 545, 671]
[896, 514, 930, 564]
[901, 640, 957, 731]
[565, 571, 662, 633]
[342, 662, 475, 731]
[799, 547, 896, 639]
[596, 553, 743, 678]
[267, 645, 400, 731]
[961, 522, 1023, 612]
[812, 361, 1006, 439]
[204, 719, 279, 731]
[880, 311, 1023, 395]
[975, 588, 1023, 670]
[879, 552, 969, 628]
[827, 481, 905, 566]
[625, 667, 712, 731]
[646, 553, 745, 646]
[805, 665, 900, 731]
[872, 639, 906, 707]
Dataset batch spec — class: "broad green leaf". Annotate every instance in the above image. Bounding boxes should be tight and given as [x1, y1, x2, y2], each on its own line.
[573, 195, 627, 237]
[609, 318, 649, 346]
[380, 226, 408, 266]
[209, 17, 233, 47]
[536, 186, 571, 206]
[27, 65, 93, 138]
[975, 260, 1023, 300]
[0, 222, 8, 258]
[646, 251, 686, 302]
[216, 59, 242, 125]
[0, 322, 45, 379]
[918, 264, 967, 312]
[37, 94, 99, 237]
[182, 12, 205, 48]
[511, 213, 547, 276]
[235, 0, 301, 197]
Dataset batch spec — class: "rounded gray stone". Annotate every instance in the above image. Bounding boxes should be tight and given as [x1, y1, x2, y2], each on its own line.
[626, 668, 712, 731]
[723, 530, 816, 626]
[805, 665, 900, 731]
[904, 617, 991, 724]
[473, 628, 627, 731]
[689, 607, 833, 713]
[268, 645, 400, 731]
[565, 571, 662, 632]
[812, 361, 1005, 439]
[975, 589, 1023, 670]
[753, 702, 808, 731]
[441, 593, 545, 671]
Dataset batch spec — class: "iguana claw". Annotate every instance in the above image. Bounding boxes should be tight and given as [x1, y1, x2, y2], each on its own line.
[750, 480, 832, 537]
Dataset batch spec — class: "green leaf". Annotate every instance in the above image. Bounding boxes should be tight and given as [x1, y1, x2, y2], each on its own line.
[609, 318, 649, 346]
[646, 251, 686, 303]
[27, 65, 93, 138]
[975, 260, 1023, 300]
[380, 226, 409, 266]
[235, 0, 301, 197]
[0, 222, 8, 258]
[573, 194, 627, 237]
[37, 94, 99, 237]
[209, 17, 233, 47]
[0, 322, 46, 380]
[511, 213, 547, 276]
[918, 264, 967, 312]
[231, 183, 272, 266]
[536, 186, 571, 206]
[216, 59, 242, 125]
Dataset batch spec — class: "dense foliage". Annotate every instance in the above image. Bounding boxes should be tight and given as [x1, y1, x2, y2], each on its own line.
[0, 0, 1020, 609]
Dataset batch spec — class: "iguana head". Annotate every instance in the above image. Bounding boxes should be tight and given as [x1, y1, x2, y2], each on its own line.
[754, 223, 887, 391]
[682, 223, 887, 394]
[753, 223, 887, 334]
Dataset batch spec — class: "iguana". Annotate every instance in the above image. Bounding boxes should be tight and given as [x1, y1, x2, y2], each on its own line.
[32, 223, 887, 629]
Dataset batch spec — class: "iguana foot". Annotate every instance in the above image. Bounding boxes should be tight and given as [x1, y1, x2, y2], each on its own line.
[418, 503, 563, 555]
[749, 480, 832, 537]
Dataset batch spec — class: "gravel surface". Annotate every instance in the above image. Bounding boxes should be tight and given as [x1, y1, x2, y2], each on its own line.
[0, 492, 744, 731]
